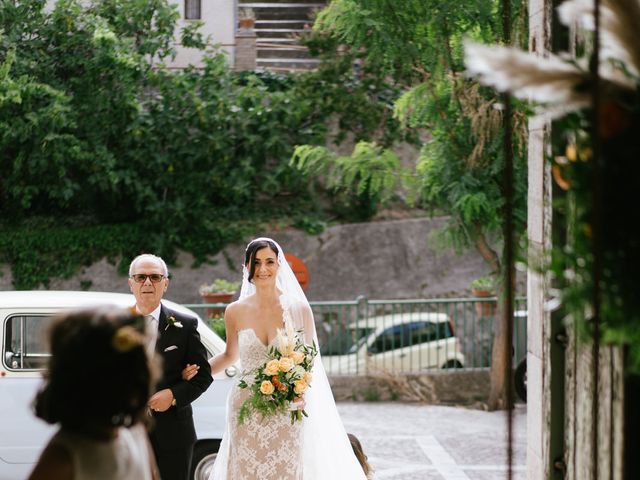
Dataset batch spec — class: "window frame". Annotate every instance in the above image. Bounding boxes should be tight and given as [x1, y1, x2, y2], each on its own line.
[3, 314, 53, 371]
[184, 0, 202, 20]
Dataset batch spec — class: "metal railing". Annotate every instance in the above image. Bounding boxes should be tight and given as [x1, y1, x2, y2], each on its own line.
[184, 296, 527, 375]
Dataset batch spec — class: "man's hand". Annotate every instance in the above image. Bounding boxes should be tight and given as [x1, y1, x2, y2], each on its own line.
[148, 389, 174, 412]
[181, 363, 200, 381]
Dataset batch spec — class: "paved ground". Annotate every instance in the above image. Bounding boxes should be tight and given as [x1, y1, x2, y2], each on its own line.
[337, 402, 526, 480]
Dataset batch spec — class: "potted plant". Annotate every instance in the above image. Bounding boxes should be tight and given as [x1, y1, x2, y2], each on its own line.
[199, 279, 240, 316]
[470, 275, 497, 317]
[208, 313, 227, 341]
[238, 7, 255, 30]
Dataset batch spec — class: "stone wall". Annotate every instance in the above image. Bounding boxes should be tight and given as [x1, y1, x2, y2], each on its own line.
[329, 370, 492, 406]
[0, 217, 491, 304]
[234, 31, 257, 71]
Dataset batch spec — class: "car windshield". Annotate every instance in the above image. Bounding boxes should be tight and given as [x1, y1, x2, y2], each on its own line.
[321, 327, 374, 356]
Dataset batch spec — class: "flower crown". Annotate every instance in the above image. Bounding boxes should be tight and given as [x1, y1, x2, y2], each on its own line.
[112, 325, 144, 353]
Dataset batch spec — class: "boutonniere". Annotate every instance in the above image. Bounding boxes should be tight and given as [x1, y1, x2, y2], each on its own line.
[165, 315, 183, 330]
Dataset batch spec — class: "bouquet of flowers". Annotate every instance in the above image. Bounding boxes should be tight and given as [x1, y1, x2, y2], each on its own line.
[238, 322, 318, 425]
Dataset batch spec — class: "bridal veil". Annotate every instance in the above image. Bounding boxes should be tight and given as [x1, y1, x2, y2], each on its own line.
[210, 237, 367, 480]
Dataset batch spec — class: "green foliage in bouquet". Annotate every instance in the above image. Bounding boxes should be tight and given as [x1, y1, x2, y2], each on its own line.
[238, 333, 318, 425]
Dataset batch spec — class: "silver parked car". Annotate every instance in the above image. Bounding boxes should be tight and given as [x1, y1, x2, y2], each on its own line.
[0, 291, 236, 480]
[321, 312, 465, 375]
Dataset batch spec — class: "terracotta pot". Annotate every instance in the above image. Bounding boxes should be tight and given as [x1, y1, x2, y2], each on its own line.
[200, 292, 234, 318]
[471, 288, 497, 318]
[238, 18, 255, 29]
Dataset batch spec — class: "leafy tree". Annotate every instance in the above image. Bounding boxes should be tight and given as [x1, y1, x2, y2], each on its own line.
[0, 0, 409, 288]
[292, 0, 528, 410]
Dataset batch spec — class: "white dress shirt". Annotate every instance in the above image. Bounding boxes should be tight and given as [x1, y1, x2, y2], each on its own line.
[136, 304, 161, 354]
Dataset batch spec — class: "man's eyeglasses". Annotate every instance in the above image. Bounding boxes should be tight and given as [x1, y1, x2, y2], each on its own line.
[131, 274, 165, 283]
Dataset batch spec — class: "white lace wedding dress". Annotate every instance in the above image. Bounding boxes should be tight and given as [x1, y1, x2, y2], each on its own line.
[210, 237, 367, 480]
[213, 328, 302, 480]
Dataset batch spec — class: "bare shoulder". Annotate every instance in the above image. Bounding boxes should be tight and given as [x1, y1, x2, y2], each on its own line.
[28, 440, 73, 480]
[224, 299, 243, 317]
[224, 299, 251, 323]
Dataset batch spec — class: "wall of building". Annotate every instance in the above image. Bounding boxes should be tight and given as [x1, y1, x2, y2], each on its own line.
[166, 0, 236, 69]
[527, 1, 625, 479]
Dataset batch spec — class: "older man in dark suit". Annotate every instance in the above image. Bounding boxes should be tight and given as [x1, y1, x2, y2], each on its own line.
[129, 254, 212, 480]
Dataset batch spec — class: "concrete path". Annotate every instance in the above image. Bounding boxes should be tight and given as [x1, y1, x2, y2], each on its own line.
[337, 402, 526, 480]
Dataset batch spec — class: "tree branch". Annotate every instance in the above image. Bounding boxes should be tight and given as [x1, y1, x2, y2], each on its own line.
[473, 220, 501, 273]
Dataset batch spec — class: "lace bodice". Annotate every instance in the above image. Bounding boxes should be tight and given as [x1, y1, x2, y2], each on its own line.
[211, 328, 302, 480]
[237, 329, 275, 372]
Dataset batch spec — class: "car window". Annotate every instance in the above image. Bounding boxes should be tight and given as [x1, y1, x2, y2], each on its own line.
[368, 320, 454, 354]
[408, 321, 437, 343]
[321, 327, 373, 356]
[369, 324, 412, 354]
[3, 315, 53, 370]
[409, 320, 453, 343]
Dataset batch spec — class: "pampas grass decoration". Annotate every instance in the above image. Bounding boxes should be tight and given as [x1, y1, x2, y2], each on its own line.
[558, 0, 640, 76]
[464, 42, 591, 108]
[464, 0, 639, 118]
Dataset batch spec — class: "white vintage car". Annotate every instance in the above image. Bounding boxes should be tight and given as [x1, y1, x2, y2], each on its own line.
[0, 290, 235, 480]
[321, 312, 465, 375]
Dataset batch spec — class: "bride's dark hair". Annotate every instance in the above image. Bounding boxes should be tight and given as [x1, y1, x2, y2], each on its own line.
[244, 238, 279, 283]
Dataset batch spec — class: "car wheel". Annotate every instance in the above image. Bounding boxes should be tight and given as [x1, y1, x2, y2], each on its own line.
[514, 357, 527, 403]
[191, 440, 220, 480]
[442, 360, 463, 369]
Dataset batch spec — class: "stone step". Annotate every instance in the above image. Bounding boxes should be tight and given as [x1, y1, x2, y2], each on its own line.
[239, 2, 325, 6]
[254, 29, 302, 40]
[238, 0, 326, 72]
[255, 19, 307, 25]
[239, 3, 320, 20]
[256, 41, 307, 49]
[255, 28, 305, 33]
[256, 20, 309, 30]
[256, 37, 298, 44]
[258, 61, 318, 72]
[257, 57, 321, 65]
[251, 11, 314, 22]
[257, 47, 311, 60]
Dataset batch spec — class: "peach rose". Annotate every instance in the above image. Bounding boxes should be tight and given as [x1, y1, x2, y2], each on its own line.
[264, 359, 280, 376]
[260, 380, 275, 395]
[303, 371, 313, 384]
[278, 357, 294, 372]
[291, 351, 305, 364]
[293, 380, 308, 395]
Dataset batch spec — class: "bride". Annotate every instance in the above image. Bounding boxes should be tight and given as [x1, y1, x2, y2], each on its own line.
[187, 237, 367, 479]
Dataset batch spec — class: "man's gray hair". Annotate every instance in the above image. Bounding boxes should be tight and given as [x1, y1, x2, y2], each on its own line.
[128, 254, 169, 277]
